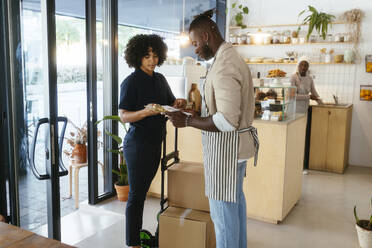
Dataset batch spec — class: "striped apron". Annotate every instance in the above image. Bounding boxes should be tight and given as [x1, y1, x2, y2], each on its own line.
[200, 76, 259, 203]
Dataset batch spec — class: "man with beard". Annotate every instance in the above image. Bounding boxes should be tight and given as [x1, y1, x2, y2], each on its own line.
[166, 10, 259, 248]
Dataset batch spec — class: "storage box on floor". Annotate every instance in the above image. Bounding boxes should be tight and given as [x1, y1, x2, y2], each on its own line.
[159, 206, 215, 248]
[159, 161, 216, 248]
[167, 161, 209, 212]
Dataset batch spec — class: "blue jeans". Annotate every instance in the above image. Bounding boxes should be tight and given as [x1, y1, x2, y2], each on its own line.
[208, 161, 247, 248]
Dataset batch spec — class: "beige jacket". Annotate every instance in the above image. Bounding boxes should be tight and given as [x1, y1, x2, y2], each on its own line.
[204, 42, 255, 159]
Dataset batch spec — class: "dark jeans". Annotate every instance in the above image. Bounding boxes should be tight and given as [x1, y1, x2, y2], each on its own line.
[304, 107, 312, 170]
[123, 138, 161, 246]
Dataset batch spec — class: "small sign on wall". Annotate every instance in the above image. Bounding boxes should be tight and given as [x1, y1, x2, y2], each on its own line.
[360, 85, 372, 101]
[366, 55, 372, 73]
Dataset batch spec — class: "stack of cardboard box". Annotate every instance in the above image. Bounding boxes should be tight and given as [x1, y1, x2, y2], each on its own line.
[159, 161, 216, 248]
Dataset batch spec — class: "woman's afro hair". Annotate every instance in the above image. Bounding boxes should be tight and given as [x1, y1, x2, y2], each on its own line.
[124, 34, 168, 68]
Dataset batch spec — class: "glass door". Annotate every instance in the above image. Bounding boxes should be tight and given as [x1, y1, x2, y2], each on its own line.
[3, 0, 117, 241]
[2, 0, 90, 240]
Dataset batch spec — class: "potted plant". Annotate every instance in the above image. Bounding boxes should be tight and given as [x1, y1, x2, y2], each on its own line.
[64, 120, 88, 163]
[354, 198, 372, 248]
[96, 115, 129, 201]
[112, 148, 129, 201]
[231, 2, 249, 29]
[298, 5, 335, 41]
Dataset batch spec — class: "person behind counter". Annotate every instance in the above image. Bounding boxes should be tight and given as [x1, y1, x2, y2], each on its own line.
[119, 34, 186, 248]
[290, 57, 323, 174]
[290, 58, 323, 113]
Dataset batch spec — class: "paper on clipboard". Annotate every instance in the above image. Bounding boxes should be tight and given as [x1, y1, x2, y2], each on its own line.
[162, 105, 192, 116]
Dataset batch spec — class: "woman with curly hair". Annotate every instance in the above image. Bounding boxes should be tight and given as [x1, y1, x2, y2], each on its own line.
[119, 34, 185, 248]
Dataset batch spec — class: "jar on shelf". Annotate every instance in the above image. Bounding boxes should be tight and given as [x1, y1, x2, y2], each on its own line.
[246, 33, 252, 44]
[263, 34, 272, 45]
[334, 33, 344, 42]
[326, 34, 333, 42]
[272, 32, 281, 44]
[339, 34, 345, 42]
[236, 35, 242, 45]
[229, 34, 237, 44]
[343, 33, 350, 42]
[325, 54, 332, 63]
[309, 34, 317, 43]
[299, 37, 306, 44]
[237, 34, 246, 45]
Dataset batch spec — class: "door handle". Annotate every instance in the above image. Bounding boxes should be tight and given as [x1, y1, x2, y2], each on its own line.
[29, 117, 69, 180]
[29, 118, 50, 180]
[57, 117, 69, 177]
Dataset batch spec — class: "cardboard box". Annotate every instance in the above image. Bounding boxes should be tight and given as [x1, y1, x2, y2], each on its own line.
[168, 161, 210, 212]
[159, 206, 216, 248]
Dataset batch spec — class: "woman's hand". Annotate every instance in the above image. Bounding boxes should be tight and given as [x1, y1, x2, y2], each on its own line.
[141, 106, 159, 117]
[173, 98, 187, 109]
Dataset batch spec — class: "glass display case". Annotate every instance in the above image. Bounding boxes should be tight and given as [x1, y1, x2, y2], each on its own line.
[254, 86, 296, 121]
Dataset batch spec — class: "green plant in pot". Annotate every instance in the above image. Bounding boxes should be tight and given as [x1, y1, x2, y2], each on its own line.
[354, 198, 372, 248]
[231, 2, 249, 29]
[96, 115, 129, 201]
[298, 5, 335, 41]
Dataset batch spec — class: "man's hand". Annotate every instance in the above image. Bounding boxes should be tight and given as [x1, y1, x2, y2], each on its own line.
[166, 111, 188, 128]
[310, 95, 319, 100]
[173, 99, 187, 109]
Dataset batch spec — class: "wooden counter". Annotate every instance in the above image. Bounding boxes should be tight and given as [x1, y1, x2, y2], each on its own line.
[309, 104, 352, 173]
[149, 115, 307, 224]
[0, 222, 74, 247]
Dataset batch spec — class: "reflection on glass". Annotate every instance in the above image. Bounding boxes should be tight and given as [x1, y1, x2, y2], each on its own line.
[20, 3, 48, 233]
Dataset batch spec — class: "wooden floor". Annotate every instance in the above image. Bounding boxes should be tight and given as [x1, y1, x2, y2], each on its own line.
[0, 222, 75, 248]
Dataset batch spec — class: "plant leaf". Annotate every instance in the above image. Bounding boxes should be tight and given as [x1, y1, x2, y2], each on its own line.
[112, 169, 121, 176]
[243, 7, 249, 14]
[354, 206, 360, 224]
[108, 149, 120, 154]
[235, 13, 243, 24]
[96, 115, 127, 132]
[232, 3, 236, 8]
[104, 129, 122, 145]
[298, 9, 306, 18]
[238, 4, 242, 9]
[308, 5, 318, 14]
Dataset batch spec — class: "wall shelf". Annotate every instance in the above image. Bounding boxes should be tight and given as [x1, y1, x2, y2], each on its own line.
[246, 62, 355, 65]
[229, 21, 348, 30]
[233, 41, 352, 47]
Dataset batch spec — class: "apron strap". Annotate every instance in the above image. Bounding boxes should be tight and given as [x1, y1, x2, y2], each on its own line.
[238, 126, 259, 167]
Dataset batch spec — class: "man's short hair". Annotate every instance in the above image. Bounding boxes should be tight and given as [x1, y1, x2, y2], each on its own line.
[189, 9, 220, 36]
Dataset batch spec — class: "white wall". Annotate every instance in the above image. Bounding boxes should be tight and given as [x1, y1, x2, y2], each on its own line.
[227, 0, 372, 167]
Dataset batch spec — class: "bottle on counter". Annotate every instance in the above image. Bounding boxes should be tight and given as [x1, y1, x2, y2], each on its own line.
[188, 83, 202, 114]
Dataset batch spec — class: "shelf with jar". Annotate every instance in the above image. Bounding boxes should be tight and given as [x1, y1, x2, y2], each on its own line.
[244, 47, 356, 64]
[254, 85, 296, 122]
[232, 41, 352, 47]
[229, 21, 348, 30]
[229, 23, 352, 46]
[246, 62, 354, 65]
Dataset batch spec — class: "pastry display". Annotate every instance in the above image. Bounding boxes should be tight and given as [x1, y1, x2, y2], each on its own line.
[267, 69, 287, 78]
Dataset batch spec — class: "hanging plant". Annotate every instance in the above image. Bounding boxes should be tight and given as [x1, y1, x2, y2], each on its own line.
[298, 5, 335, 40]
[340, 9, 365, 51]
[231, 2, 249, 29]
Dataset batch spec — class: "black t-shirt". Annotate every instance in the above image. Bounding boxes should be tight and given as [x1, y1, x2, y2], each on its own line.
[119, 68, 176, 144]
